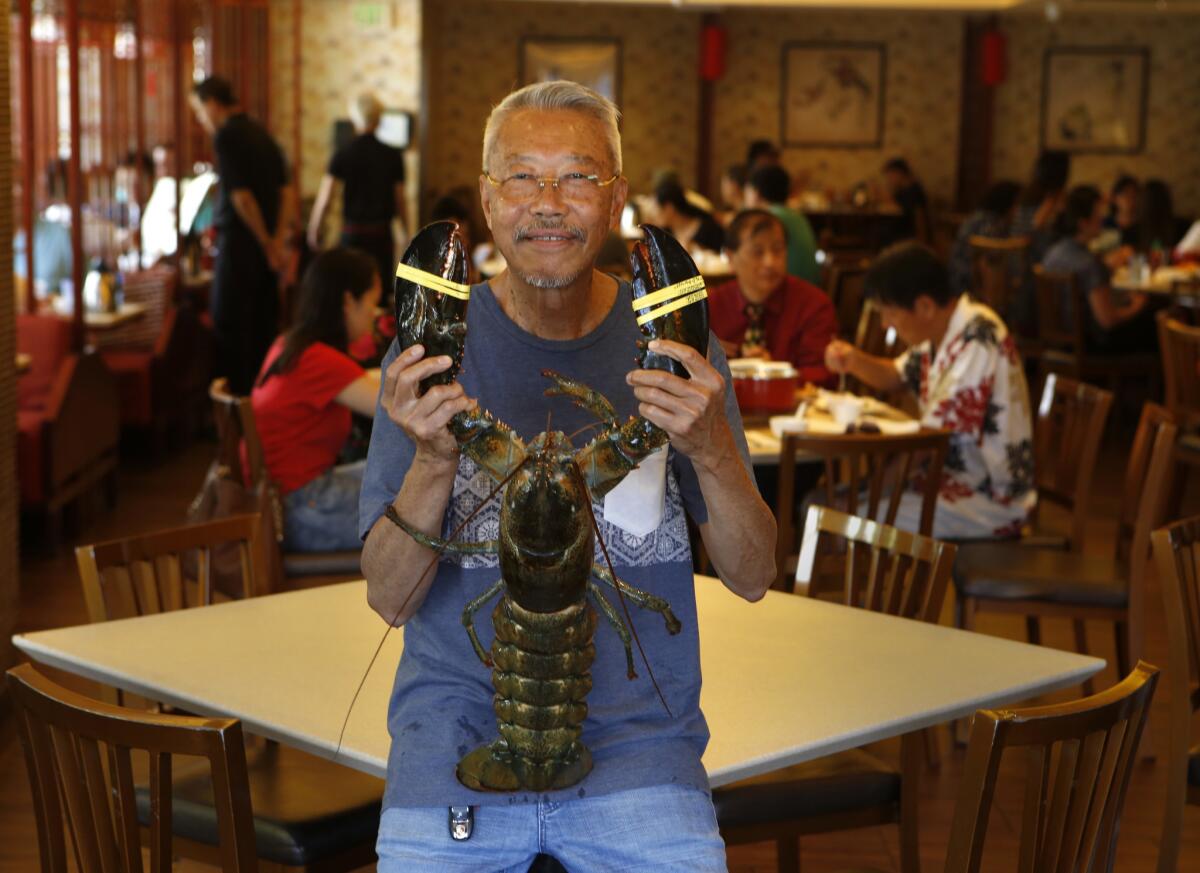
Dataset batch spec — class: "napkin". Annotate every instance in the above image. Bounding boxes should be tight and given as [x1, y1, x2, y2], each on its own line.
[603, 445, 668, 538]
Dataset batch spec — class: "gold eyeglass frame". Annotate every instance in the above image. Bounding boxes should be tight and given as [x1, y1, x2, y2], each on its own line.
[483, 171, 620, 202]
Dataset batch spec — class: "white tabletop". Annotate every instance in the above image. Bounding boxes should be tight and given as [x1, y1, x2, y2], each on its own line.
[14, 578, 1101, 788]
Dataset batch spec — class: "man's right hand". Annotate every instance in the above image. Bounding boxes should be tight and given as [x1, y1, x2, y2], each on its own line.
[824, 339, 858, 375]
[382, 344, 475, 467]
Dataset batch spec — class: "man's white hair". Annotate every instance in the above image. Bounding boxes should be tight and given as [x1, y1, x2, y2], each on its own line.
[481, 80, 622, 175]
[349, 92, 383, 132]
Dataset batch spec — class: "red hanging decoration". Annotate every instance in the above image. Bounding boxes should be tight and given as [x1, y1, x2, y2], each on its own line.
[981, 29, 1007, 86]
[699, 23, 726, 82]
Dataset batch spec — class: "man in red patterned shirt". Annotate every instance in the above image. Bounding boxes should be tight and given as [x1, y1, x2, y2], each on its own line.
[709, 210, 837, 387]
[825, 242, 1036, 539]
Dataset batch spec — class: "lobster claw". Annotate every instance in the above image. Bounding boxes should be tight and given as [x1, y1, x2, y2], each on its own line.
[628, 224, 710, 380]
[394, 220, 471, 395]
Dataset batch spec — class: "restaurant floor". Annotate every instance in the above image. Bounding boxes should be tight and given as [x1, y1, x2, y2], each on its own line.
[4, 439, 1198, 872]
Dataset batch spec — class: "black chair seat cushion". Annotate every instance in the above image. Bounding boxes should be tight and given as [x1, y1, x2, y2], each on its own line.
[1189, 746, 1200, 788]
[136, 740, 383, 866]
[712, 748, 899, 829]
[953, 542, 1128, 608]
[282, 549, 362, 577]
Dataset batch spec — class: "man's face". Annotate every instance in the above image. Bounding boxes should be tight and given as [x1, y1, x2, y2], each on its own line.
[479, 108, 627, 290]
[729, 222, 787, 304]
[1081, 199, 1106, 240]
[876, 296, 940, 346]
[189, 95, 217, 135]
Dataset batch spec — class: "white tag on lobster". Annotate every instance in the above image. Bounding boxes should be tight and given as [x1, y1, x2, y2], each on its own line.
[602, 445, 668, 538]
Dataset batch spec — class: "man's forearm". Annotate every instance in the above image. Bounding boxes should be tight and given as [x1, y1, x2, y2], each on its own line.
[694, 430, 777, 601]
[848, 351, 904, 393]
[230, 189, 272, 250]
[363, 455, 457, 625]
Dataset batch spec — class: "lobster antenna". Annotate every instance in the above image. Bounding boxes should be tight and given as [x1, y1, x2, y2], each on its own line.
[335, 456, 531, 760]
[576, 467, 673, 719]
[566, 420, 606, 442]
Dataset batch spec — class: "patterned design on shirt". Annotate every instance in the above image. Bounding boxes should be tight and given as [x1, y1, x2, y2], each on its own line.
[893, 296, 1037, 538]
[442, 453, 693, 570]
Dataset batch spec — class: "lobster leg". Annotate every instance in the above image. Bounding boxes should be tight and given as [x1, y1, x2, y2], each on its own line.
[462, 578, 505, 666]
[587, 582, 637, 680]
[541, 369, 618, 424]
[384, 508, 499, 555]
[590, 563, 682, 635]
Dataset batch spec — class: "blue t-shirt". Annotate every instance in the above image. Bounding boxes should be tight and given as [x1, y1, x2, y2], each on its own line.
[1042, 237, 1110, 345]
[358, 280, 751, 809]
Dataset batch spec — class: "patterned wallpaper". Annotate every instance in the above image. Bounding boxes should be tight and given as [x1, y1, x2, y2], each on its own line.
[423, 0, 700, 214]
[714, 10, 963, 209]
[991, 11, 1200, 217]
[269, 0, 422, 225]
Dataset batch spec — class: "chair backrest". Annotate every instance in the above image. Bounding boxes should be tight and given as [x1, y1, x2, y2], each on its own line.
[1033, 266, 1087, 360]
[75, 513, 270, 704]
[1151, 515, 1200, 873]
[1158, 311, 1200, 433]
[1032, 374, 1114, 551]
[945, 663, 1159, 873]
[6, 662, 259, 873]
[794, 505, 955, 622]
[776, 428, 950, 588]
[968, 235, 1029, 316]
[209, 377, 267, 487]
[16, 313, 75, 410]
[825, 259, 872, 339]
[848, 301, 908, 400]
[1115, 403, 1177, 574]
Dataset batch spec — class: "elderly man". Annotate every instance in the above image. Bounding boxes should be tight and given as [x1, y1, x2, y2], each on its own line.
[359, 81, 775, 872]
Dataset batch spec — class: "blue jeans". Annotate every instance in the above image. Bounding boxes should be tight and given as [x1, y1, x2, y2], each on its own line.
[282, 461, 365, 552]
[375, 784, 728, 872]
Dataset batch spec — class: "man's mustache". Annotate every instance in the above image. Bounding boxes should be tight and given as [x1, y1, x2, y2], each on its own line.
[514, 223, 585, 242]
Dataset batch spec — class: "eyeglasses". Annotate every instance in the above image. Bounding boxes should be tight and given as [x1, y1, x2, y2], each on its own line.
[483, 171, 619, 204]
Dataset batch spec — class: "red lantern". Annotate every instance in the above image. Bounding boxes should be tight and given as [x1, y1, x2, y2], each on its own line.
[981, 29, 1007, 86]
[700, 23, 726, 82]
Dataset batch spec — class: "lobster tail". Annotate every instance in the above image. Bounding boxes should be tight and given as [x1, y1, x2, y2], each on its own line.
[394, 220, 471, 393]
[628, 224, 710, 380]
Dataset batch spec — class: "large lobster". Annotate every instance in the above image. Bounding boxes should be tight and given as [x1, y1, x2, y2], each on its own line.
[387, 221, 710, 792]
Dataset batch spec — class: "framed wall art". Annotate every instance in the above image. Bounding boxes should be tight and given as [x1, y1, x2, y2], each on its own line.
[780, 42, 886, 148]
[519, 38, 621, 105]
[1041, 47, 1148, 153]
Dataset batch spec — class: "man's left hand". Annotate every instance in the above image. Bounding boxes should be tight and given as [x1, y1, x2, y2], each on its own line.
[626, 338, 733, 473]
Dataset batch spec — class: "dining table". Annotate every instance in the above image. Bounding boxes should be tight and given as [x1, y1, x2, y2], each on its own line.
[1111, 264, 1200, 305]
[13, 578, 1102, 788]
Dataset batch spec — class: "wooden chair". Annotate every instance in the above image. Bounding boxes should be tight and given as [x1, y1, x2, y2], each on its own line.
[714, 506, 957, 873]
[847, 301, 909, 404]
[1152, 515, 1200, 873]
[8, 662, 259, 873]
[209, 378, 362, 590]
[954, 403, 1177, 696]
[945, 663, 1159, 873]
[16, 313, 120, 544]
[73, 516, 383, 872]
[1025, 373, 1114, 552]
[967, 234, 1029, 320]
[775, 428, 950, 590]
[825, 258, 872, 339]
[1034, 265, 1159, 388]
[1158, 311, 1200, 513]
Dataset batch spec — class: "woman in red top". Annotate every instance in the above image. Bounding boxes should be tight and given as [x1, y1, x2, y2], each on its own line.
[252, 247, 382, 551]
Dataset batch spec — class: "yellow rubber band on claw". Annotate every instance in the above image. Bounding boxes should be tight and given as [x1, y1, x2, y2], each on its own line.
[631, 274, 707, 313]
[394, 262, 472, 300]
[636, 288, 709, 326]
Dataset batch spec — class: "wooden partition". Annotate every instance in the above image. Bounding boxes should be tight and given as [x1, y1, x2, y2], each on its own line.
[9, 0, 271, 350]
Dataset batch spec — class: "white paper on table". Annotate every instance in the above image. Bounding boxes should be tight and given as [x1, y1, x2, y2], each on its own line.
[602, 445, 668, 537]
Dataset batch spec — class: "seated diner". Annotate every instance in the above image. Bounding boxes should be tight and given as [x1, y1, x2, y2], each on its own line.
[250, 247, 382, 551]
[709, 209, 836, 387]
[824, 242, 1036, 540]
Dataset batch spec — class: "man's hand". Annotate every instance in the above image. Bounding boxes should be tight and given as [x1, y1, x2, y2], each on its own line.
[825, 339, 858, 374]
[382, 344, 475, 469]
[626, 339, 732, 473]
[740, 343, 768, 360]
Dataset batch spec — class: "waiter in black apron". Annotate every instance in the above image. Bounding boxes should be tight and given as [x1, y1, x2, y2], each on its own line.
[190, 76, 293, 396]
[306, 92, 409, 284]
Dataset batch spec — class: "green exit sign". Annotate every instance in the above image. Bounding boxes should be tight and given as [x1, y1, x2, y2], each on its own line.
[353, 3, 386, 29]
